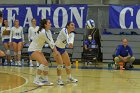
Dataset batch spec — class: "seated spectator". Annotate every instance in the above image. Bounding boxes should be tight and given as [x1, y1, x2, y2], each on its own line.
[84, 35, 96, 52]
[114, 38, 135, 69]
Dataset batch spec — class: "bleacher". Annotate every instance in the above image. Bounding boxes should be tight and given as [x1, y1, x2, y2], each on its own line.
[101, 29, 140, 63]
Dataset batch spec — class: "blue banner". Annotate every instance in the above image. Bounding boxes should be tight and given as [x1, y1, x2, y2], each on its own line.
[109, 5, 140, 29]
[0, 4, 87, 28]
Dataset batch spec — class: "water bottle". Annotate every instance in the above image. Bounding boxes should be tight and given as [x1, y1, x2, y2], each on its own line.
[75, 59, 79, 69]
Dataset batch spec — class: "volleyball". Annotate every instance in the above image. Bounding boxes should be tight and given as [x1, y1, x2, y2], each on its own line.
[86, 19, 95, 29]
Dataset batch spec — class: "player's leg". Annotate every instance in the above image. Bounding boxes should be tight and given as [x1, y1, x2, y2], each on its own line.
[52, 48, 64, 85]
[30, 51, 53, 85]
[17, 41, 23, 66]
[12, 42, 18, 65]
[61, 51, 78, 83]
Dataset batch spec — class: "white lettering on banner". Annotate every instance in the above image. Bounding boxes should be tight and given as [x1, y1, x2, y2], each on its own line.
[53, 7, 68, 28]
[0, 6, 86, 28]
[136, 9, 140, 28]
[7, 8, 19, 27]
[37, 7, 51, 19]
[70, 7, 84, 28]
[119, 7, 133, 29]
[23, 7, 33, 27]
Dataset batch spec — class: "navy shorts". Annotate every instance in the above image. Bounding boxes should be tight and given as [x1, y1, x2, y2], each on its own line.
[2, 39, 10, 44]
[28, 51, 34, 56]
[12, 38, 22, 43]
[56, 46, 65, 55]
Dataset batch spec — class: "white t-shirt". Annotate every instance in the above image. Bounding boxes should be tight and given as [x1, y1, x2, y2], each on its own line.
[28, 26, 39, 41]
[1, 27, 11, 41]
[55, 28, 75, 48]
[10, 26, 24, 42]
[28, 28, 55, 51]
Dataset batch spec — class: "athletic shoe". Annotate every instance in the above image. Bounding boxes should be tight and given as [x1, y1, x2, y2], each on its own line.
[39, 77, 54, 86]
[15, 62, 18, 66]
[44, 81, 54, 86]
[18, 62, 22, 66]
[57, 79, 64, 85]
[66, 77, 78, 83]
[36, 62, 39, 67]
[30, 63, 34, 67]
[33, 79, 46, 86]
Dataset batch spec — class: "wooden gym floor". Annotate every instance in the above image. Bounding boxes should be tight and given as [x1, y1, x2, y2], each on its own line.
[0, 64, 140, 93]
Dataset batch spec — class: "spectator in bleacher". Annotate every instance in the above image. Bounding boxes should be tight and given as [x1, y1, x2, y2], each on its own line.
[114, 38, 135, 69]
[86, 19, 102, 62]
[28, 18, 39, 67]
[1, 19, 12, 65]
[10, 19, 24, 66]
[84, 35, 96, 51]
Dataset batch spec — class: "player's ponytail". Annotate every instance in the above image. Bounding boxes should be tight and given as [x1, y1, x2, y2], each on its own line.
[37, 18, 50, 33]
[65, 21, 73, 28]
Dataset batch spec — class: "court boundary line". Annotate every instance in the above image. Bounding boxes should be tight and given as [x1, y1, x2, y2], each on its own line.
[0, 71, 28, 93]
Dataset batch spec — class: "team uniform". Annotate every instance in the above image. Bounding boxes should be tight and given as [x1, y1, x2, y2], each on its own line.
[1, 27, 11, 43]
[55, 28, 75, 54]
[28, 28, 55, 86]
[55, 28, 78, 85]
[28, 26, 39, 42]
[10, 26, 24, 43]
[28, 28, 55, 55]
[28, 26, 39, 67]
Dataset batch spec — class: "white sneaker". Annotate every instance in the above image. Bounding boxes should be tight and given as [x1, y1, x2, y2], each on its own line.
[39, 77, 54, 86]
[57, 79, 64, 85]
[39, 77, 48, 82]
[18, 62, 22, 66]
[33, 79, 46, 86]
[15, 62, 18, 66]
[66, 77, 78, 83]
[44, 81, 54, 86]
[30, 63, 34, 67]
[36, 62, 39, 67]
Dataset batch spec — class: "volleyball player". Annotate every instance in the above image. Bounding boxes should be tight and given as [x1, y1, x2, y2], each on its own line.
[28, 19, 63, 86]
[55, 21, 78, 85]
[10, 19, 24, 66]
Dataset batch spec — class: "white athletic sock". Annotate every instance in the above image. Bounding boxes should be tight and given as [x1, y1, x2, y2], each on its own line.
[30, 60, 33, 64]
[58, 76, 62, 80]
[67, 74, 72, 79]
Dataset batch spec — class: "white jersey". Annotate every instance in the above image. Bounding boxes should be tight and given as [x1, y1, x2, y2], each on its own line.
[28, 26, 39, 41]
[55, 28, 75, 48]
[10, 26, 24, 42]
[28, 29, 55, 51]
[1, 27, 11, 41]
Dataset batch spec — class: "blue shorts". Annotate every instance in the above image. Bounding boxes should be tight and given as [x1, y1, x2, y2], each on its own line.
[12, 38, 22, 43]
[56, 46, 65, 55]
[2, 39, 10, 44]
[28, 51, 34, 56]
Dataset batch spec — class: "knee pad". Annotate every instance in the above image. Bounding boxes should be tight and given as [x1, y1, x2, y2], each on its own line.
[6, 50, 10, 55]
[65, 65, 71, 69]
[38, 64, 49, 71]
[18, 51, 21, 55]
[57, 65, 63, 70]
